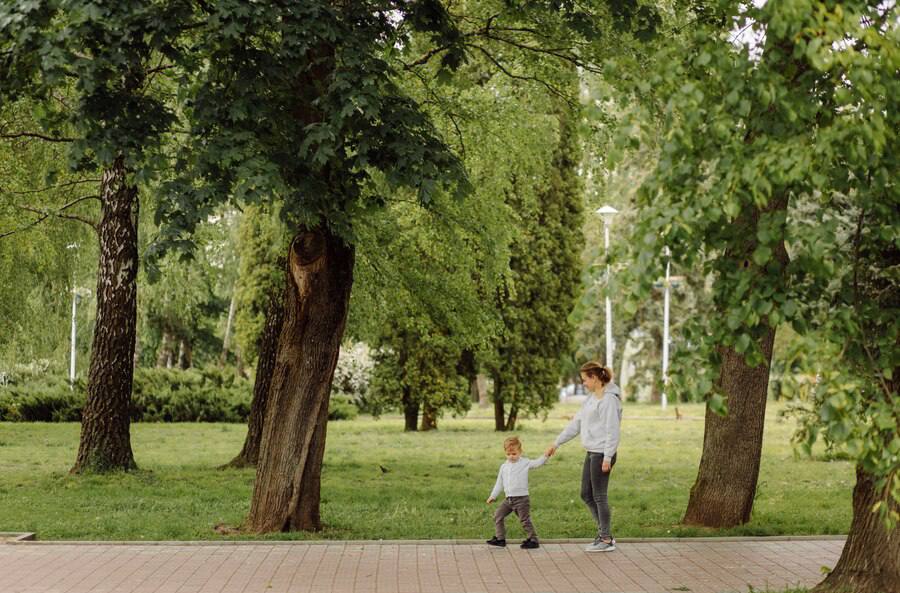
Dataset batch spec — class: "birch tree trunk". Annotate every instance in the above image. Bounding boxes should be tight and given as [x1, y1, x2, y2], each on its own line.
[71, 158, 138, 473]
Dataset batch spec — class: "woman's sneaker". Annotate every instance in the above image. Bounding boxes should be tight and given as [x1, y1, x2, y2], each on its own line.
[584, 536, 616, 552]
[520, 538, 540, 549]
[486, 537, 506, 547]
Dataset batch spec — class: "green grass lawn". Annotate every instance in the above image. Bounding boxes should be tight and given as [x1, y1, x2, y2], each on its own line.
[0, 401, 853, 541]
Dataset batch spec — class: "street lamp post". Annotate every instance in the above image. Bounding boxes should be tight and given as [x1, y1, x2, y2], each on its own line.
[661, 246, 671, 410]
[66, 243, 78, 388]
[595, 205, 618, 370]
[70, 288, 78, 387]
[68, 287, 92, 389]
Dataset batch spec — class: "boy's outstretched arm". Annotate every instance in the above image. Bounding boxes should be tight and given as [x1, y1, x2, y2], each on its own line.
[488, 466, 503, 503]
[527, 455, 548, 469]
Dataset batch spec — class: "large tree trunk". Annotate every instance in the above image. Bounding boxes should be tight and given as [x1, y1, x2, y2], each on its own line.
[457, 349, 479, 405]
[813, 467, 899, 593]
[683, 197, 789, 527]
[504, 404, 518, 431]
[492, 374, 517, 431]
[401, 385, 418, 432]
[224, 286, 285, 468]
[420, 405, 438, 431]
[291, 390, 329, 530]
[682, 336, 775, 526]
[493, 374, 505, 431]
[245, 227, 353, 532]
[71, 159, 138, 474]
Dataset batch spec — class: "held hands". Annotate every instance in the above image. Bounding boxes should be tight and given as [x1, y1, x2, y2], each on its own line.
[545, 445, 557, 458]
[486, 497, 496, 504]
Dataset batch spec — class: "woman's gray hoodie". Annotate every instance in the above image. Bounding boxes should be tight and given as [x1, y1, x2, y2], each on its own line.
[554, 382, 622, 457]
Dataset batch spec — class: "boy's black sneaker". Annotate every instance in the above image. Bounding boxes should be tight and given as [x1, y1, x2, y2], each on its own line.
[520, 538, 540, 549]
[486, 537, 506, 547]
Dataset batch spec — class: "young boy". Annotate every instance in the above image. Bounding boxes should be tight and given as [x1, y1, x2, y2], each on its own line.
[486, 436, 547, 549]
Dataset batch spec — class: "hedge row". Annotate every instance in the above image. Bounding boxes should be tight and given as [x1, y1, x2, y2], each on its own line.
[0, 366, 357, 422]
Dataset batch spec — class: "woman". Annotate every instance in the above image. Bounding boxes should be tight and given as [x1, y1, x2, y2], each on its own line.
[546, 361, 622, 552]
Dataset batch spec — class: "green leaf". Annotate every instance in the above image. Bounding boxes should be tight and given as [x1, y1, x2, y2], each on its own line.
[752, 245, 772, 266]
[708, 392, 728, 416]
[756, 300, 773, 315]
[806, 37, 823, 63]
[875, 411, 895, 430]
[782, 300, 797, 318]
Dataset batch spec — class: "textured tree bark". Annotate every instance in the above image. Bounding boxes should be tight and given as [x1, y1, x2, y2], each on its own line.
[245, 227, 353, 532]
[420, 405, 438, 431]
[71, 158, 138, 474]
[682, 335, 776, 526]
[493, 374, 505, 431]
[812, 468, 899, 593]
[457, 349, 479, 405]
[224, 286, 285, 468]
[291, 390, 329, 530]
[683, 197, 789, 527]
[492, 373, 517, 431]
[504, 404, 518, 431]
[401, 385, 418, 432]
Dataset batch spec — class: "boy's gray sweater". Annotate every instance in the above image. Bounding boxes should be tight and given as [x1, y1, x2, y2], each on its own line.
[554, 382, 622, 457]
[489, 456, 547, 500]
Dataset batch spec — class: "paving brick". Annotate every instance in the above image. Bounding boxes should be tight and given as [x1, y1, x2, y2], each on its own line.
[0, 538, 846, 593]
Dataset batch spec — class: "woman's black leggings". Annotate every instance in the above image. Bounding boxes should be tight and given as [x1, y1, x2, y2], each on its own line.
[580, 452, 616, 538]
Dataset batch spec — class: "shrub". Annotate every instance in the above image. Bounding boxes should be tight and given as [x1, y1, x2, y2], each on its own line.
[0, 375, 84, 422]
[328, 394, 359, 421]
[131, 367, 252, 422]
[0, 365, 358, 422]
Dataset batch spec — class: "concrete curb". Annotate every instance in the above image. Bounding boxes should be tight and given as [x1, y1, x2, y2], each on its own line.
[0, 532, 35, 542]
[4, 534, 847, 546]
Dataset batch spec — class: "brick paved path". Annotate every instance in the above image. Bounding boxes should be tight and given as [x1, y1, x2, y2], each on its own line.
[0, 538, 843, 593]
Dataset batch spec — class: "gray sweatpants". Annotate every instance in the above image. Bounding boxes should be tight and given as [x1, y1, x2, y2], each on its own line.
[581, 452, 617, 538]
[494, 495, 538, 541]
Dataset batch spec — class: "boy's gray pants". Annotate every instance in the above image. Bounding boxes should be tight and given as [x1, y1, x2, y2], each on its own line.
[494, 495, 537, 540]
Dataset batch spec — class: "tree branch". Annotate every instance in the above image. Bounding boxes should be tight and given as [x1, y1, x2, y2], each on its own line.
[467, 44, 575, 108]
[0, 195, 100, 239]
[0, 131, 75, 143]
[401, 22, 601, 76]
[3, 178, 101, 196]
[479, 31, 599, 72]
[140, 57, 176, 95]
[402, 43, 456, 70]
[145, 63, 175, 76]
[405, 66, 467, 159]
[17, 204, 98, 230]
